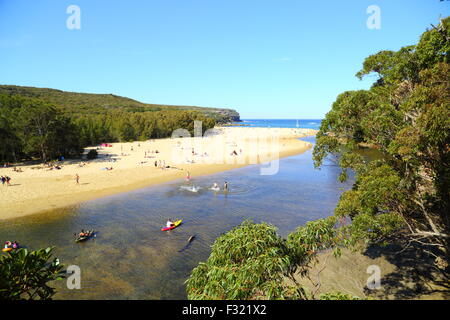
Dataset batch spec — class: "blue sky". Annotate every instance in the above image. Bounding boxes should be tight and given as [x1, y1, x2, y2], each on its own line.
[0, 1, 448, 119]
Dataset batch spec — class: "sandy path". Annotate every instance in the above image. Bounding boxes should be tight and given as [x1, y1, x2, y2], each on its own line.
[0, 127, 316, 220]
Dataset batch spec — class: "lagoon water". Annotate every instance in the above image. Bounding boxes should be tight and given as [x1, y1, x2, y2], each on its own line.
[0, 136, 354, 299]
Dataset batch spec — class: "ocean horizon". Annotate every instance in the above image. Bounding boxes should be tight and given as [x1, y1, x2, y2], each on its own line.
[233, 119, 322, 130]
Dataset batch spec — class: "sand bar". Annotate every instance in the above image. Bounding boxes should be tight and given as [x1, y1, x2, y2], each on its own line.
[0, 127, 317, 220]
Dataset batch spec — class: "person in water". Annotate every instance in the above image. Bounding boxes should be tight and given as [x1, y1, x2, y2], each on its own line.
[213, 182, 219, 189]
[224, 181, 228, 191]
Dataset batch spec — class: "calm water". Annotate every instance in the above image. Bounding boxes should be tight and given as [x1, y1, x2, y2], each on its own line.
[234, 119, 322, 130]
[0, 136, 353, 300]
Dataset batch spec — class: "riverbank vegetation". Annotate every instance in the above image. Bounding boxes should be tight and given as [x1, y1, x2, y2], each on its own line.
[313, 16, 449, 270]
[186, 219, 355, 300]
[186, 17, 449, 299]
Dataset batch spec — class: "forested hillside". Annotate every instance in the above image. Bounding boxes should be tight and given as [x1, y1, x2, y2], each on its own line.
[0, 85, 241, 122]
[0, 86, 231, 162]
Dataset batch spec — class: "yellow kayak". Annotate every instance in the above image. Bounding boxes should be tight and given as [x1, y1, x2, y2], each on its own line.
[161, 219, 182, 231]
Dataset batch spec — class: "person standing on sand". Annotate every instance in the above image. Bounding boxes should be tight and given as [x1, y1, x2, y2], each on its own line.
[1, 176, 5, 186]
[75, 174, 79, 184]
[5, 176, 11, 186]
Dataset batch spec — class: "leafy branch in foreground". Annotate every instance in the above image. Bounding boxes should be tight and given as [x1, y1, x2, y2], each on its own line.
[0, 247, 65, 300]
[186, 219, 348, 300]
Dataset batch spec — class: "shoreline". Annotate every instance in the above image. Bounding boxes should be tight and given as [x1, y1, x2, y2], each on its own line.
[0, 127, 317, 220]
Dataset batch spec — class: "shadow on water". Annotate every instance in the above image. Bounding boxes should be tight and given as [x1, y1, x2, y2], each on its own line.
[0, 137, 356, 299]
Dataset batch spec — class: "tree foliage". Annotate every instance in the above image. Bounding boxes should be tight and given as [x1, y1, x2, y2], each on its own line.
[0, 93, 216, 162]
[0, 248, 64, 300]
[186, 219, 346, 300]
[314, 17, 450, 267]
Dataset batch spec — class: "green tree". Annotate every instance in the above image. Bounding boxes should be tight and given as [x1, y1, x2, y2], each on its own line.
[186, 219, 344, 300]
[0, 248, 65, 300]
[314, 16, 450, 270]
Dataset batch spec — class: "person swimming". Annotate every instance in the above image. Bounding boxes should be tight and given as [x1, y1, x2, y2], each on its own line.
[224, 181, 228, 191]
[211, 182, 220, 191]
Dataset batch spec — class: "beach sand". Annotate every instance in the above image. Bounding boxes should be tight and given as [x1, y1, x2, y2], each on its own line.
[0, 127, 317, 220]
[286, 243, 449, 300]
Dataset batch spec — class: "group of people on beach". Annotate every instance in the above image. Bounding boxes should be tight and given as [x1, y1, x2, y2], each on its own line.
[155, 160, 166, 168]
[145, 150, 159, 157]
[1, 175, 11, 186]
[155, 159, 178, 170]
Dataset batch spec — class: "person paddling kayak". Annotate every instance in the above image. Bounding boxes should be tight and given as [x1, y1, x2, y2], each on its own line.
[166, 219, 174, 228]
[79, 229, 89, 237]
[3, 241, 19, 250]
[162, 219, 182, 231]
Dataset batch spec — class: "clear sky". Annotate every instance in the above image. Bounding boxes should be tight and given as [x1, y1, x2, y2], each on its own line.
[0, 1, 448, 119]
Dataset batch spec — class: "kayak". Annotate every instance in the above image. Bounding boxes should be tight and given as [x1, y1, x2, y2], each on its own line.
[161, 220, 182, 231]
[2, 247, 12, 252]
[75, 230, 95, 243]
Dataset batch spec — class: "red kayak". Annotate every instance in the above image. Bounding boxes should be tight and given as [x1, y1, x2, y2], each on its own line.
[161, 220, 182, 231]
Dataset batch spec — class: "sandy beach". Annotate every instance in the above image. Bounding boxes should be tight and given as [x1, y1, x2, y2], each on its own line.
[0, 127, 316, 220]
